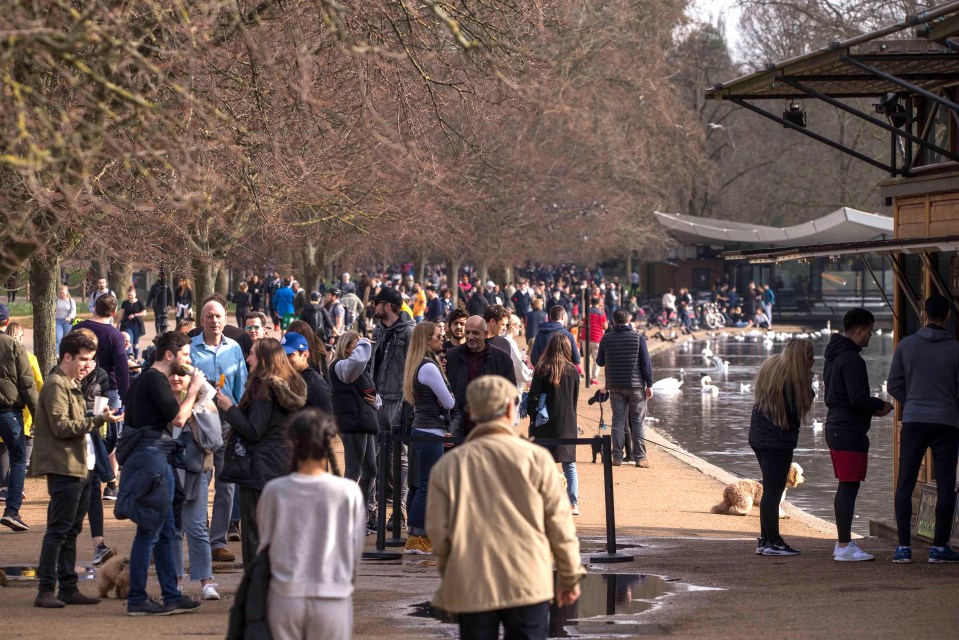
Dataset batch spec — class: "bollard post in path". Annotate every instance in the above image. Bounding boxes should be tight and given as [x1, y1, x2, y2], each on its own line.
[363, 432, 402, 561]
[384, 430, 407, 548]
[589, 434, 634, 564]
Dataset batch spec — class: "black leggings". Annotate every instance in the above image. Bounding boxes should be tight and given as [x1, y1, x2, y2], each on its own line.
[835, 481, 860, 543]
[895, 422, 959, 546]
[752, 447, 793, 544]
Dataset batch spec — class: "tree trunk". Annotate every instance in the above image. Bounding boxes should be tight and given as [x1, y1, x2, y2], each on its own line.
[215, 267, 228, 296]
[447, 257, 462, 307]
[417, 253, 429, 285]
[108, 258, 133, 299]
[478, 261, 489, 287]
[625, 251, 633, 279]
[504, 265, 513, 286]
[191, 256, 221, 313]
[30, 252, 60, 375]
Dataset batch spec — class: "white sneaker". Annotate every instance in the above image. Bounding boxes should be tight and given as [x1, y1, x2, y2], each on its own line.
[834, 542, 875, 562]
[202, 583, 221, 600]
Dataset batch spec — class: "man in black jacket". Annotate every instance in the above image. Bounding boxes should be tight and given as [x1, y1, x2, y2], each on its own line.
[823, 307, 891, 562]
[446, 316, 516, 437]
[597, 309, 653, 467]
[283, 332, 333, 414]
[145, 272, 174, 335]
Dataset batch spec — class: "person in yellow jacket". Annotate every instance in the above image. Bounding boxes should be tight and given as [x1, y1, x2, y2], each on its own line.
[411, 285, 427, 323]
[0, 323, 42, 484]
[426, 375, 585, 639]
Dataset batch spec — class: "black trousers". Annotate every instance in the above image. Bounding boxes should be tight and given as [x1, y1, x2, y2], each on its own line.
[895, 422, 959, 547]
[752, 447, 793, 544]
[458, 601, 550, 640]
[38, 472, 92, 593]
[238, 486, 261, 568]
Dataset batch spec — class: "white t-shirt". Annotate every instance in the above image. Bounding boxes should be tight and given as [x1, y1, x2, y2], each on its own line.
[662, 293, 676, 311]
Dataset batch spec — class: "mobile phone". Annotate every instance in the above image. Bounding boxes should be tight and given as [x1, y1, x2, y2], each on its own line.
[115, 407, 125, 415]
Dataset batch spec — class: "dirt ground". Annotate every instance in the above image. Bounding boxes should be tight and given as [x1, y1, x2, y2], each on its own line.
[4, 322, 955, 639]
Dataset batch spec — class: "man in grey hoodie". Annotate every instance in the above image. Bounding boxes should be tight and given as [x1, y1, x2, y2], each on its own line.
[888, 294, 959, 564]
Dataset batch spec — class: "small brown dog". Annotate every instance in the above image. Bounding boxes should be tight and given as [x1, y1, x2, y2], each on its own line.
[711, 463, 804, 517]
[96, 554, 130, 599]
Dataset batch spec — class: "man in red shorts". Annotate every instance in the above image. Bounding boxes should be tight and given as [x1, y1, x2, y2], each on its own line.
[823, 308, 891, 562]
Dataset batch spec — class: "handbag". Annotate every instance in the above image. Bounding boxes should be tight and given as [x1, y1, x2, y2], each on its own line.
[220, 432, 254, 483]
[534, 393, 549, 427]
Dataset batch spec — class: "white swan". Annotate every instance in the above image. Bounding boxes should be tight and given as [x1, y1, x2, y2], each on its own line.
[740, 382, 752, 393]
[711, 356, 729, 372]
[811, 375, 820, 393]
[701, 375, 719, 395]
[734, 333, 745, 342]
[875, 328, 883, 336]
[701, 340, 713, 359]
[763, 336, 774, 349]
[652, 368, 685, 393]
[811, 419, 824, 432]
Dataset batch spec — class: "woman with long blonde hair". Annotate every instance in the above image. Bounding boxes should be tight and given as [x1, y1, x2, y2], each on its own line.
[749, 338, 814, 557]
[402, 321, 453, 555]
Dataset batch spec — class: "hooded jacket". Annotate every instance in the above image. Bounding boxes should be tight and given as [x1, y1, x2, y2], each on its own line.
[529, 321, 581, 367]
[823, 333, 885, 449]
[223, 376, 307, 490]
[887, 324, 959, 427]
[0, 333, 40, 416]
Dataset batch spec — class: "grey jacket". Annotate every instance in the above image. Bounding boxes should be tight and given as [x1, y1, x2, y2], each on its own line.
[887, 324, 959, 427]
[372, 315, 415, 402]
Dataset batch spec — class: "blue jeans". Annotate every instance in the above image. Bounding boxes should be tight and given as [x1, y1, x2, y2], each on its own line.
[55, 319, 73, 354]
[407, 429, 444, 537]
[128, 464, 180, 605]
[173, 470, 213, 582]
[0, 410, 26, 515]
[562, 462, 578, 507]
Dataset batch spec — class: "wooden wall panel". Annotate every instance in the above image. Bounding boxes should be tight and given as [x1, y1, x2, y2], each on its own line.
[929, 194, 959, 236]
[896, 197, 927, 239]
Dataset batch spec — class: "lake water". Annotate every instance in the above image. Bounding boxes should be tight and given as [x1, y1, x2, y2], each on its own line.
[647, 333, 896, 535]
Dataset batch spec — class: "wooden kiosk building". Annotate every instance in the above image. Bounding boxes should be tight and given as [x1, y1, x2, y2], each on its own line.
[707, 1, 959, 542]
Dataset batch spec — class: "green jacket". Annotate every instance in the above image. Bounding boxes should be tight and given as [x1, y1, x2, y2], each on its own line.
[32, 366, 106, 479]
[0, 333, 38, 416]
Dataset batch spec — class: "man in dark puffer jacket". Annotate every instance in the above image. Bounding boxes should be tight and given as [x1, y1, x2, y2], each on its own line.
[597, 309, 653, 467]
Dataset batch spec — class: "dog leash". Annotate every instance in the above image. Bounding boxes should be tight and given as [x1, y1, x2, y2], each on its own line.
[576, 409, 748, 478]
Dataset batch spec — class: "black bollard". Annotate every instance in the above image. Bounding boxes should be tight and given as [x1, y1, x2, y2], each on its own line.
[363, 432, 402, 560]
[384, 430, 407, 548]
[584, 295, 591, 389]
[589, 435, 633, 564]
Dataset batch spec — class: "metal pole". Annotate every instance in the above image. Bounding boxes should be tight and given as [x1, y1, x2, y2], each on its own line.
[363, 432, 402, 560]
[589, 435, 633, 564]
[384, 430, 407, 548]
[842, 56, 959, 117]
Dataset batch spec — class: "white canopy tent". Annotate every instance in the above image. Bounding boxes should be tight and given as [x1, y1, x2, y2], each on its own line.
[654, 207, 893, 247]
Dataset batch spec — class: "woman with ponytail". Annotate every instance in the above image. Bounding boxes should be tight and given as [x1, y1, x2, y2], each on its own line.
[256, 409, 366, 640]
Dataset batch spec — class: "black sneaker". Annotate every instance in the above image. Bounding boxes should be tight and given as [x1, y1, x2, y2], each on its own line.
[102, 487, 119, 501]
[127, 598, 177, 616]
[227, 522, 241, 542]
[92, 543, 115, 566]
[166, 595, 201, 614]
[0, 512, 29, 532]
[755, 537, 768, 555]
[762, 541, 800, 556]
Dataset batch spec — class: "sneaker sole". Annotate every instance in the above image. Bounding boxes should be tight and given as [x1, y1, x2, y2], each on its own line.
[168, 606, 200, 615]
[892, 558, 913, 564]
[0, 518, 28, 532]
[127, 609, 178, 617]
[202, 595, 221, 601]
[404, 549, 429, 555]
[834, 556, 875, 562]
[928, 558, 959, 563]
[761, 550, 800, 556]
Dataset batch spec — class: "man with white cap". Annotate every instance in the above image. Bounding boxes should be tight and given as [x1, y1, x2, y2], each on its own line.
[427, 375, 585, 639]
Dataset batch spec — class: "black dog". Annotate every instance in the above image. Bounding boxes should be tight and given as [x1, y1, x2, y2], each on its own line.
[587, 389, 610, 463]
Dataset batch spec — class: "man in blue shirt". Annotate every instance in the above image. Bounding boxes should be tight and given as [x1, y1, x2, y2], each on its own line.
[272, 278, 295, 332]
[191, 297, 247, 563]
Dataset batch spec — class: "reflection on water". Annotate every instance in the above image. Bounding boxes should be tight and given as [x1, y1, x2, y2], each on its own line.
[649, 335, 895, 534]
[410, 572, 716, 638]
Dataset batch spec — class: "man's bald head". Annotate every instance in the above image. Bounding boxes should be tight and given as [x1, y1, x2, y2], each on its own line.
[201, 300, 226, 342]
[465, 315, 487, 353]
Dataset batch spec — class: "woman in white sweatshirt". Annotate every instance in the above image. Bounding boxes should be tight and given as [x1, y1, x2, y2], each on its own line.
[256, 409, 366, 640]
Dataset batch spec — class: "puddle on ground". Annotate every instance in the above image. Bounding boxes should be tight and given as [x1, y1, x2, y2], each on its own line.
[410, 572, 718, 637]
[2, 565, 95, 581]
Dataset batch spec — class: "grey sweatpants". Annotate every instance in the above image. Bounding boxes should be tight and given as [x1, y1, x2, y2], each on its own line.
[209, 447, 236, 550]
[267, 591, 352, 640]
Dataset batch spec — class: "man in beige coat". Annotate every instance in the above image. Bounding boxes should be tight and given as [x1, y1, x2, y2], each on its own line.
[32, 329, 122, 608]
[426, 375, 585, 639]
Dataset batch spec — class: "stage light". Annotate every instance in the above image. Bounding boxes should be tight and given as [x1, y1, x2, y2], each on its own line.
[874, 93, 907, 129]
[782, 101, 806, 128]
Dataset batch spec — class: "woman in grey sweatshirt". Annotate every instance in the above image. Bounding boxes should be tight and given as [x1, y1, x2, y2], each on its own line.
[256, 409, 367, 640]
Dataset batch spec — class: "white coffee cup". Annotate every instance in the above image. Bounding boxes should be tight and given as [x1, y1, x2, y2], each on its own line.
[93, 396, 109, 414]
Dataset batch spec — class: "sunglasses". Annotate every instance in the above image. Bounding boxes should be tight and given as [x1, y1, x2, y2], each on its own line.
[245, 325, 263, 331]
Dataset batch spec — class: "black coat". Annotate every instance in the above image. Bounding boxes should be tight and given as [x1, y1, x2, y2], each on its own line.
[226, 547, 271, 640]
[748, 384, 800, 451]
[223, 377, 307, 490]
[527, 365, 580, 463]
[446, 342, 516, 436]
[822, 333, 884, 452]
[596, 325, 653, 389]
[301, 366, 333, 414]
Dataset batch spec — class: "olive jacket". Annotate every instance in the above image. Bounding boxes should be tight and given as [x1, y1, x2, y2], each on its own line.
[32, 366, 107, 478]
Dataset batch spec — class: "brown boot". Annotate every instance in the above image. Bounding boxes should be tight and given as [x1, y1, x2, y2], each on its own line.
[57, 590, 101, 605]
[212, 547, 236, 562]
[34, 591, 66, 608]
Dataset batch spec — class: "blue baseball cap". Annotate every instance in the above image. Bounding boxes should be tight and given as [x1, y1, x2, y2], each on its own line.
[281, 332, 309, 354]
[0, 303, 9, 322]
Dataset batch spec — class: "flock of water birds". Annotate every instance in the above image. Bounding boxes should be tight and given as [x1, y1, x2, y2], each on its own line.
[648, 323, 893, 434]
